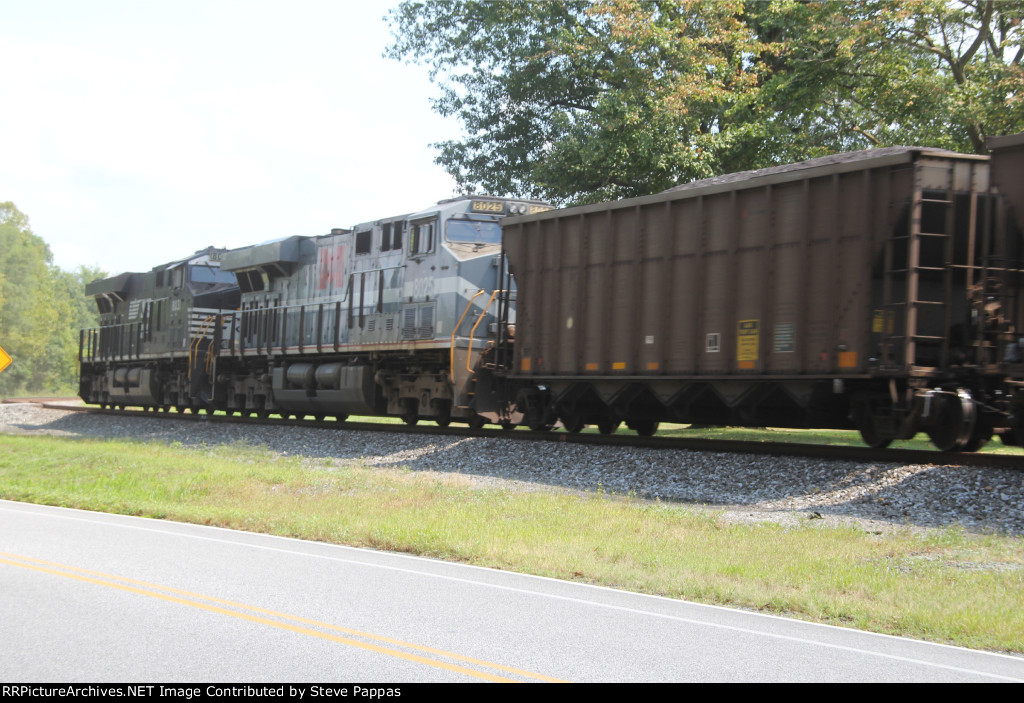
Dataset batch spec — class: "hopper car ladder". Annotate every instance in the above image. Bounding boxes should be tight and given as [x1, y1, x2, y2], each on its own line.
[880, 161, 964, 371]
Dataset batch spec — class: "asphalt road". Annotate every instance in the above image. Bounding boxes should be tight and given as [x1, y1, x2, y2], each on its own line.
[1, 499, 1022, 683]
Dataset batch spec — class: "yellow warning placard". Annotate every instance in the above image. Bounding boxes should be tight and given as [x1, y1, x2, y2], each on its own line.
[737, 320, 759, 362]
[0, 345, 11, 374]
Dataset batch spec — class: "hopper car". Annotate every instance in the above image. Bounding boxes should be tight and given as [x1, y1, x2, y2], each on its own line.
[500, 135, 1024, 451]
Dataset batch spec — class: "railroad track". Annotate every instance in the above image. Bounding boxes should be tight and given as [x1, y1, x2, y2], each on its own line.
[29, 401, 1024, 470]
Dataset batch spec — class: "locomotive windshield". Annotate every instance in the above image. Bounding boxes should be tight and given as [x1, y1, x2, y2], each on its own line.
[189, 264, 236, 286]
[446, 219, 502, 245]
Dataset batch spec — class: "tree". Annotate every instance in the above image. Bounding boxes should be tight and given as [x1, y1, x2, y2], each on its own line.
[386, 0, 1024, 204]
[0, 202, 60, 394]
[0, 202, 103, 396]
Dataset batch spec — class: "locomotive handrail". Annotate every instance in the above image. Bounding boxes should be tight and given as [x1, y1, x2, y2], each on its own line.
[450, 290, 487, 383]
[78, 321, 145, 362]
[188, 315, 218, 379]
[466, 290, 502, 374]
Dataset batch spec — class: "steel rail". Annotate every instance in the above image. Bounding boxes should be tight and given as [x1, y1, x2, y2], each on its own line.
[31, 402, 1024, 470]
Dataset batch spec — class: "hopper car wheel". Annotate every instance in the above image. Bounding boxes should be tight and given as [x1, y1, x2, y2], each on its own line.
[435, 417, 451, 427]
[854, 412, 892, 449]
[597, 420, 620, 435]
[962, 412, 993, 453]
[334, 414, 348, 424]
[926, 389, 977, 452]
[628, 419, 658, 437]
[467, 414, 486, 430]
[1001, 415, 1024, 446]
[500, 422, 516, 431]
[851, 393, 893, 449]
[998, 431, 1019, 446]
[560, 413, 585, 434]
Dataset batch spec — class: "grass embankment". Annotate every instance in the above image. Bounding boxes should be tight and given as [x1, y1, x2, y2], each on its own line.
[1, 433, 1022, 653]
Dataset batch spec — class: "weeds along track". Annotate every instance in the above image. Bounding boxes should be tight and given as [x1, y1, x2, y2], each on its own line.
[40, 403, 1024, 470]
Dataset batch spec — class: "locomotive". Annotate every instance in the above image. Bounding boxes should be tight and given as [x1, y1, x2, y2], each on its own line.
[79, 195, 551, 427]
[79, 135, 1024, 451]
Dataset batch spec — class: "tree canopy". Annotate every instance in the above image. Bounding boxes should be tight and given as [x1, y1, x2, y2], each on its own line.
[387, 0, 1024, 205]
[0, 202, 103, 396]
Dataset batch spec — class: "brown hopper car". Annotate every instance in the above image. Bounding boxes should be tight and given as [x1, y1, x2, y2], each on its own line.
[499, 136, 1024, 451]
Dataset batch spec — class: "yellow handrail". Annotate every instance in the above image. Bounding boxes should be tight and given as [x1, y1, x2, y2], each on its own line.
[450, 290, 487, 383]
[188, 315, 218, 380]
[466, 289, 501, 374]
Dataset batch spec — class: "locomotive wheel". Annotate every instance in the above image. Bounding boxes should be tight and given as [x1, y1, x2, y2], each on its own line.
[400, 399, 418, 426]
[926, 390, 977, 452]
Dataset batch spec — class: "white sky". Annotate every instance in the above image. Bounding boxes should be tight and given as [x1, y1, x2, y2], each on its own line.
[0, 0, 462, 276]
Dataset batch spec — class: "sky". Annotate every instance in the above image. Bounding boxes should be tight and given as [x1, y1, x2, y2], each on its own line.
[1, 0, 463, 276]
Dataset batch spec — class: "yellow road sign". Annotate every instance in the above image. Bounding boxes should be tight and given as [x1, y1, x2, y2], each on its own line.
[0, 345, 11, 374]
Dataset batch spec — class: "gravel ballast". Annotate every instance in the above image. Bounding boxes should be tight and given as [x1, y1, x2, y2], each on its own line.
[2, 403, 1022, 537]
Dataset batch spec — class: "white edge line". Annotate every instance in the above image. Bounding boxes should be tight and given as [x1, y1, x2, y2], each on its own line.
[2, 499, 1022, 681]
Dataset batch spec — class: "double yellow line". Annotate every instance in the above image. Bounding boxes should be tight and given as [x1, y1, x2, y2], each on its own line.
[0, 551, 566, 683]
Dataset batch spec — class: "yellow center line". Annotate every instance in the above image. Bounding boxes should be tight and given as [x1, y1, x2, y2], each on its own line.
[0, 552, 568, 683]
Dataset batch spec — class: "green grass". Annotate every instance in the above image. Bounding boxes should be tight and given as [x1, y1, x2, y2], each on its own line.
[1, 433, 1022, 653]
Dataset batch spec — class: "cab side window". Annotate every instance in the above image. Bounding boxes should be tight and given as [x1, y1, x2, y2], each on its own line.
[355, 230, 372, 255]
[408, 220, 436, 256]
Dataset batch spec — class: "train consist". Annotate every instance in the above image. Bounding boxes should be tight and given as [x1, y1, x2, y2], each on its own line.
[80, 135, 1024, 451]
[80, 196, 551, 427]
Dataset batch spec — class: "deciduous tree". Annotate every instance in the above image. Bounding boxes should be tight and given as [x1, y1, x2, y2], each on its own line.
[387, 0, 1024, 204]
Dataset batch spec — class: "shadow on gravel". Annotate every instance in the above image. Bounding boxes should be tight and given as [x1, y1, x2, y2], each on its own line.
[13, 410, 1024, 537]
